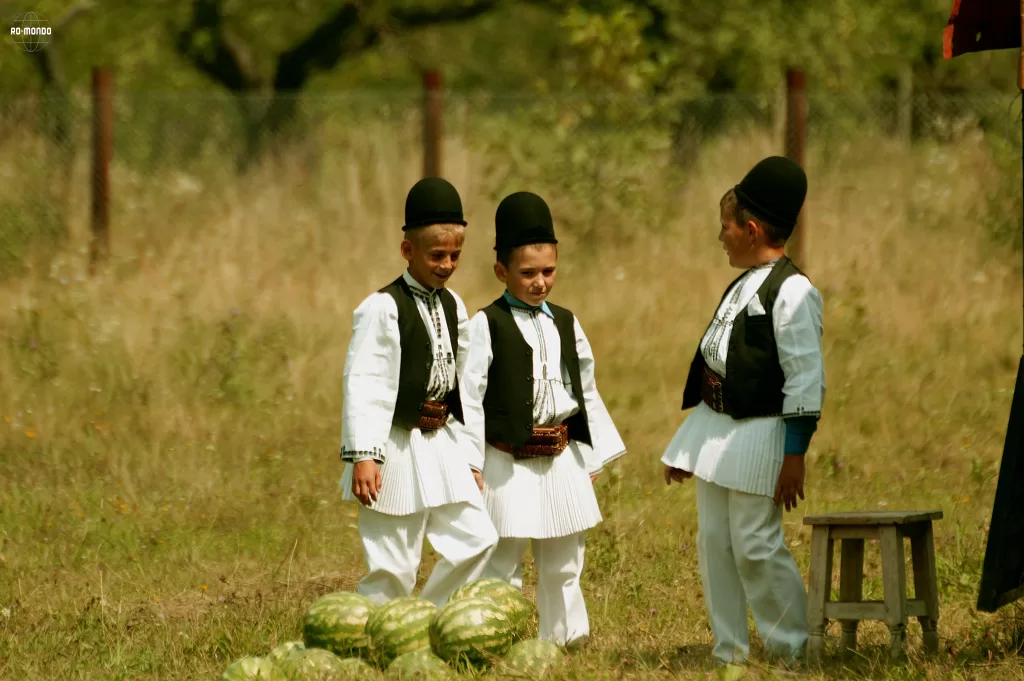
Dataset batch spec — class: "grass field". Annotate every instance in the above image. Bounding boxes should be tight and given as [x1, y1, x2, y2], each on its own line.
[2, 113, 1024, 680]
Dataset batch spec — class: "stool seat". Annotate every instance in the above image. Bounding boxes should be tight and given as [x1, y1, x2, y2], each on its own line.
[803, 510, 943, 525]
[803, 509, 942, 663]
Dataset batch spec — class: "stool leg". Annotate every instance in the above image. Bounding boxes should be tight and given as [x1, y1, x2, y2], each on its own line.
[838, 538, 865, 657]
[805, 526, 833, 664]
[910, 522, 940, 654]
[879, 526, 908, 660]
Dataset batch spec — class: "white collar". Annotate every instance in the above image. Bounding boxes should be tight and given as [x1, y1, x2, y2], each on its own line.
[402, 269, 436, 296]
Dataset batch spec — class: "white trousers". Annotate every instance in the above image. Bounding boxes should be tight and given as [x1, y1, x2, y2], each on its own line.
[357, 501, 498, 607]
[695, 478, 808, 664]
[483, 533, 589, 648]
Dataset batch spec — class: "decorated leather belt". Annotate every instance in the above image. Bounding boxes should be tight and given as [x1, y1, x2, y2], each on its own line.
[417, 400, 449, 431]
[488, 423, 569, 460]
[701, 364, 727, 414]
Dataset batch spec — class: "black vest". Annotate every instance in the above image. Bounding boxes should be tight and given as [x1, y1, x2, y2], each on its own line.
[481, 297, 592, 448]
[681, 257, 805, 419]
[379, 276, 464, 430]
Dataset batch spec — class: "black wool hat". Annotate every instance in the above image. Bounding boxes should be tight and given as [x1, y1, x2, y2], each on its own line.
[734, 156, 807, 230]
[494, 191, 558, 251]
[402, 177, 467, 231]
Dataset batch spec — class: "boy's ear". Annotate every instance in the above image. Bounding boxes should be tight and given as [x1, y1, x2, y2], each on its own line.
[400, 239, 414, 262]
[745, 219, 761, 241]
[493, 261, 508, 283]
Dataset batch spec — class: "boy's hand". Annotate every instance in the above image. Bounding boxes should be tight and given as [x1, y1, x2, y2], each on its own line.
[664, 465, 693, 485]
[774, 455, 805, 511]
[352, 460, 382, 506]
[590, 472, 599, 483]
[471, 468, 484, 492]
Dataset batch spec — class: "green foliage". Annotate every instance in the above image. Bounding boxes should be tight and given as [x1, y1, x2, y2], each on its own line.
[2, 0, 1021, 99]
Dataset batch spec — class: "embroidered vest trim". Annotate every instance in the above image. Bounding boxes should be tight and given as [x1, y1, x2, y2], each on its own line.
[481, 296, 591, 448]
[379, 276, 464, 429]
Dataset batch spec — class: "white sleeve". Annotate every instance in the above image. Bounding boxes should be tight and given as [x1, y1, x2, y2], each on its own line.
[573, 316, 626, 474]
[339, 293, 401, 462]
[773, 275, 826, 418]
[458, 311, 493, 472]
[452, 291, 471, 380]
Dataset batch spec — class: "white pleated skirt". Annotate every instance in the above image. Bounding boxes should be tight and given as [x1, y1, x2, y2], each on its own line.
[661, 401, 786, 499]
[339, 421, 484, 516]
[481, 440, 603, 540]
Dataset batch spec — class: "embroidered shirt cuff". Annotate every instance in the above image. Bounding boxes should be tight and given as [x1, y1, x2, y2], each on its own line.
[598, 448, 626, 472]
[784, 416, 818, 456]
[341, 448, 385, 464]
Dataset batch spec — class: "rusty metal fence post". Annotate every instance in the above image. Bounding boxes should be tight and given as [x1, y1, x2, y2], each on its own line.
[90, 68, 112, 272]
[785, 68, 808, 270]
[422, 69, 443, 179]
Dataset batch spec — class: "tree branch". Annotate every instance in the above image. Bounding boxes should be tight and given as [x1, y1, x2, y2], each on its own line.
[174, 0, 262, 91]
[389, 0, 502, 27]
[273, 0, 503, 92]
[273, 3, 378, 91]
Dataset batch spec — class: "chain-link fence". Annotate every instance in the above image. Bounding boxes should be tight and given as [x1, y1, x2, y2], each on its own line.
[0, 87, 1021, 276]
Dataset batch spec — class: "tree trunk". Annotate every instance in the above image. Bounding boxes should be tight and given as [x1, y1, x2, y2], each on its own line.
[25, 3, 93, 242]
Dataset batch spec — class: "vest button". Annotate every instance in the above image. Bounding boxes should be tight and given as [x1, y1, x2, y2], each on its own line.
[525, 425, 532, 432]
[418, 402, 424, 410]
[526, 400, 532, 406]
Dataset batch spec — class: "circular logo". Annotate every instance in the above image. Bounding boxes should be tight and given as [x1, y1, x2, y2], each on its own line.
[10, 12, 51, 52]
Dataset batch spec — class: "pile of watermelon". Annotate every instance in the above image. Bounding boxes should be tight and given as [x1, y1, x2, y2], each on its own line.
[217, 578, 566, 680]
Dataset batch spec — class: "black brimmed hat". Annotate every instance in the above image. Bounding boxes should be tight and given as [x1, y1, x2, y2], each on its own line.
[402, 177, 467, 231]
[734, 156, 807, 230]
[494, 191, 558, 251]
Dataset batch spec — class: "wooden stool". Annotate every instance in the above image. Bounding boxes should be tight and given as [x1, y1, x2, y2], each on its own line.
[803, 510, 942, 662]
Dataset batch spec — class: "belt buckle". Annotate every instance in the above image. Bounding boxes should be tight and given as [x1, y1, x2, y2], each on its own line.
[417, 400, 448, 432]
[702, 366, 725, 413]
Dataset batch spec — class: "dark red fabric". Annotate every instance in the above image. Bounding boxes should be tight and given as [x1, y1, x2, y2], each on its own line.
[944, 0, 1021, 58]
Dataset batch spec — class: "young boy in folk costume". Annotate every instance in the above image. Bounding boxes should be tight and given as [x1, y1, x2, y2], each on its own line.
[460, 191, 627, 648]
[662, 157, 825, 666]
[338, 177, 498, 607]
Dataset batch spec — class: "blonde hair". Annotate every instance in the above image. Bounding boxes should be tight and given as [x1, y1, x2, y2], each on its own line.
[405, 223, 465, 249]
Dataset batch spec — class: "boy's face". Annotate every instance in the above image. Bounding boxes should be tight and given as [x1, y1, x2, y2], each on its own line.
[718, 208, 757, 269]
[494, 243, 557, 307]
[401, 224, 465, 290]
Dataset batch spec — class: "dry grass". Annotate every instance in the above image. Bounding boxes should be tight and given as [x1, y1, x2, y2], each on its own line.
[1, 113, 1024, 681]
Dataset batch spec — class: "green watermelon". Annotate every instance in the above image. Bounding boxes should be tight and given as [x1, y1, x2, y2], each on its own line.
[448, 578, 536, 639]
[429, 596, 514, 667]
[497, 639, 565, 678]
[385, 649, 456, 680]
[303, 591, 376, 658]
[220, 656, 286, 681]
[336, 657, 382, 680]
[268, 641, 305, 664]
[277, 647, 345, 681]
[365, 597, 436, 665]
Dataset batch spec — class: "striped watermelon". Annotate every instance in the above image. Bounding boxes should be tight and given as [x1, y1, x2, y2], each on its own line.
[385, 649, 456, 680]
[268, 641, 305, 664]
[303, 591, 376, 658]
[497, 639, 565, 678]
[365, 597, 436, 665]
[276, 647, 345, 681]
[448, 579, 536, 639]
[335, 657, 382, 680]
[429, 596, 514, 667]
[220, 657, 286, 681]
